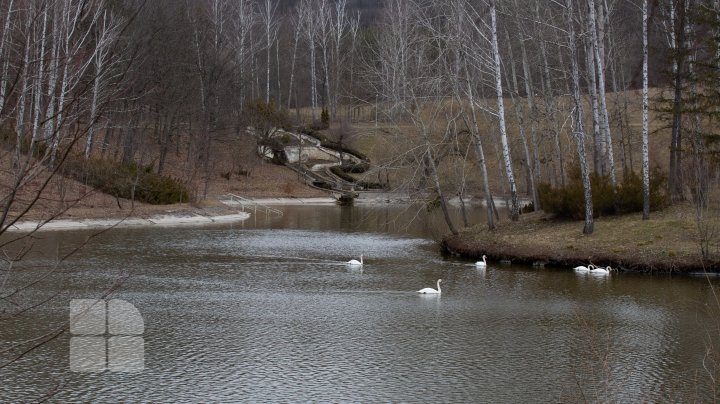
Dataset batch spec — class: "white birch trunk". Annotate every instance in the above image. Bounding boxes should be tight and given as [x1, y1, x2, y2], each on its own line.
[287, 15, 301, 110]
[331, 0, 348, 118]
[535, 0, 565, 187]
[490, 0, 519, 221]
[316, 0, 331, 114]
[585, 37, 603, 176]
[261, 0, 277, 104]
[465, 69, 495, 230]
[504, 29, 539, 211]
[43, 3, 61, 142]
[514, 0, 539, 184]
[588, 0, 616, 187]
[0, 0, 14, 114]
[642, 0, 650, 219]
[300, 0, 317, 120]
[29, 6, 49, 156]
[14, 14, 32, 168]
[234, 0, 252, 108]
[86, 10, 119, 159]
[566, 0, 594, 234]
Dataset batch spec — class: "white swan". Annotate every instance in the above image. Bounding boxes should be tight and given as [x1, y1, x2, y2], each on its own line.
[347, 255, 363, 266]
[417, 279, 442, 294]
[591, 266, 613, 274]
[476, 255, 487, 269]
[574, 264, 596, 272]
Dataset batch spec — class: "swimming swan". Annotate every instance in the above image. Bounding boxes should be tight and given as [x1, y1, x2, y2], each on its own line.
[347, 255, 363, 266]
[476, 255, 487, 269]
[574, 264, 596, 272]
[591, 266, 613, 274]
[417, 279, 442, 294]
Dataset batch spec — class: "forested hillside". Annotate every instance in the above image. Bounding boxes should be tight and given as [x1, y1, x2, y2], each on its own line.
[0, 0, 718, 237]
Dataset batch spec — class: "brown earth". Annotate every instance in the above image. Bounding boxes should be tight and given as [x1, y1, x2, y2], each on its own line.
[0, 139, 328, 225]
[442, 202, 720, 273]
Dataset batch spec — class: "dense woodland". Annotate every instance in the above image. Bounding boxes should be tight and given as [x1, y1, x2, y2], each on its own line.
[0, 0, 719, 237]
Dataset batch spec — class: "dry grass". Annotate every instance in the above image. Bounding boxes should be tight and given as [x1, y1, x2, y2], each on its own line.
[0, 133, 326, 224]
[443, 201, 720, 272]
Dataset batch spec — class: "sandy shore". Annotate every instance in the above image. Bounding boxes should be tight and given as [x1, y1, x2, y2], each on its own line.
[7, 212, 250, 232]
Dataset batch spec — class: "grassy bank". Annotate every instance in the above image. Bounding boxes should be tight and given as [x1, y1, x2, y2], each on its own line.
[442, 202, 720, 273]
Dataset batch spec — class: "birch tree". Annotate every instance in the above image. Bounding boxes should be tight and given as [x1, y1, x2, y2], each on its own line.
[366, 0, 458, 234]
[231, 0, 254, 109]
[504, 28, 539, 212]
[489, 0, 520, 221]
[286, 10, 302, 110]
[0, 0, 14, 118]
[299, 0, 318, 120]
[588, 0, 616, 187]
[314, 0, 332, 114]
[565, 0, 594, 234]
[534, 0, 566, 187]
[642, 0, 650, 220]
[258, 0, 278, 104]
[85, 10, 126, 158]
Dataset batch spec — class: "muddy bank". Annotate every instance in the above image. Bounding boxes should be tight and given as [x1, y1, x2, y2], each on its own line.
[440, 205, 720, 273]
[441, 234, 717, 273]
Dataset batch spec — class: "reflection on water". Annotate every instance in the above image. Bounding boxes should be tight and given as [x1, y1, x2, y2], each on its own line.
[1, 204, 719, 402]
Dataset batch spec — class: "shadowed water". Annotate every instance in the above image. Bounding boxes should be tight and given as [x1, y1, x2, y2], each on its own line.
[1, 205, 718, 402]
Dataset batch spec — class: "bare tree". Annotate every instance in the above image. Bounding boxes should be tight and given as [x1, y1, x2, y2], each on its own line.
[565, 0, 594, 234]
[299, 0, 318, 120]
[287, 9, 302, 111]
[588, 0, 616, 187]
[642, 0, 650, 220]
[85, 10, 126, 158]
[258, 0, 278, 104]
[489, 0, 520, 221]
[0, 0, 14, 117]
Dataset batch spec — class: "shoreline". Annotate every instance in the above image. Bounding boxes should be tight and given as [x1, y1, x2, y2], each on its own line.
[439, 204, 720, 274]
[440, 233, 719, 273]
[6, 212, 251, 232]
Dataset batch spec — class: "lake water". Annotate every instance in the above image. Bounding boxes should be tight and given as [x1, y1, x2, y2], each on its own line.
[1, 204, 719, 402]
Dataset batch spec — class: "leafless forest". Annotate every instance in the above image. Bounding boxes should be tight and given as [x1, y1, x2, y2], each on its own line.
[0, 0, 719, 235]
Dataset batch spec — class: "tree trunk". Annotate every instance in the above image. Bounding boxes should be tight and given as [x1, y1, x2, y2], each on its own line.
[588, 0, 616, 187]
[0, 0, 14, 114]
[424, 148, 457, 235]
[536, 0, 565, 187]
[505, 29, 539, 212]
[642, 0, 650, 220]
[464, 62, 495, 230]
[585, 36, 604, 176]
[566, 0, 594, 234]
[490, 0, 519, 221]
[669, 0, 686, 200]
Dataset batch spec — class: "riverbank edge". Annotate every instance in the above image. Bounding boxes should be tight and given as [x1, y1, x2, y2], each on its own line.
[6, 211, 251, 232]
[440, 232, 719, 274]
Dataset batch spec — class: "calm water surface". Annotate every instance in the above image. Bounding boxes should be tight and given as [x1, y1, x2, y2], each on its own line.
[1, 205, 719, 402]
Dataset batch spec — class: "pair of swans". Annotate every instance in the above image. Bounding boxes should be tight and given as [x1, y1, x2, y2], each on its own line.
[347, 255, 441, 294]
[574, 264, 614, 274]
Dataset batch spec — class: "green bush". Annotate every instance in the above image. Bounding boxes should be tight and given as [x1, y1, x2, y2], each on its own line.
[539, 165, 668, 219]
[63, 157, 190, 205]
